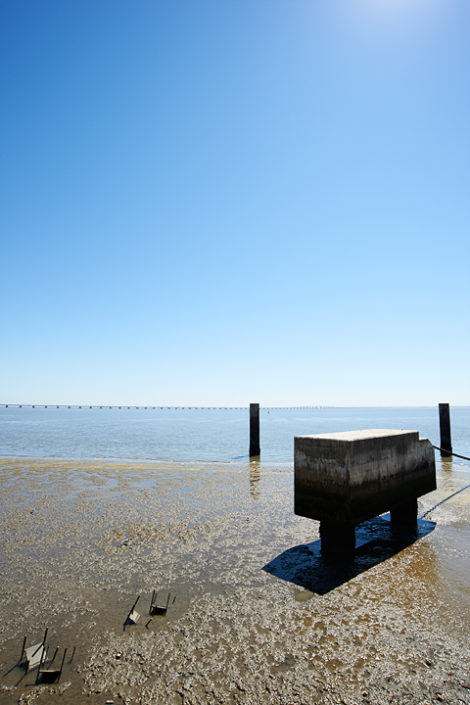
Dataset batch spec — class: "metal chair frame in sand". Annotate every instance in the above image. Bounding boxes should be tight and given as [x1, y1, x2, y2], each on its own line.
[20, 629, 48, 673]
[125, 595, 142, 627]
[35, 646, 67, 685]
[149, 589, 176, 616]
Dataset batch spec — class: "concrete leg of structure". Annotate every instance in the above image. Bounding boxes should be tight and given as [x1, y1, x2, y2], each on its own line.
[390, 498, 418, 527]
[319, 520, 355, 558]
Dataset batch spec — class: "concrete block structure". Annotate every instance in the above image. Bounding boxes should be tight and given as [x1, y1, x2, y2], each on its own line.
[294, 429, 436, 557]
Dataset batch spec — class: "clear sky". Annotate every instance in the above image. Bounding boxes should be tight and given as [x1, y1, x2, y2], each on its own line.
[1, 0, 469, 406]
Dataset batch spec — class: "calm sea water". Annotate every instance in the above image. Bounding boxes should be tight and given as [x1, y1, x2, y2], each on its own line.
[1, 405, 469, 462]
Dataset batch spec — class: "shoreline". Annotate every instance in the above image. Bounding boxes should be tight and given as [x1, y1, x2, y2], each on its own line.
[0, 454, 293, 468]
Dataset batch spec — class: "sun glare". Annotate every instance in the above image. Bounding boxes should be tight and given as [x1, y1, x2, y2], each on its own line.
[352, 0, 445, 23]
[332, 0, 451, 45]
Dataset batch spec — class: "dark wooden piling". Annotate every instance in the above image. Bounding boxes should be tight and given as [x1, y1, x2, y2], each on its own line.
[438, 403, 452, 456]
[249, 403, 260, 457]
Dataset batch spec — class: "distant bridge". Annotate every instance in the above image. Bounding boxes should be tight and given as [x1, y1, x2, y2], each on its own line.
[1, 404, 318, 411]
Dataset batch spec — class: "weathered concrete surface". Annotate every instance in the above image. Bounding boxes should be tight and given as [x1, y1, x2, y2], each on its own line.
[294, 429, 436, 526]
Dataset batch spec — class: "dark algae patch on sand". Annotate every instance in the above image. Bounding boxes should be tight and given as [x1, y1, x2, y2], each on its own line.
[0, 457, 469, 704]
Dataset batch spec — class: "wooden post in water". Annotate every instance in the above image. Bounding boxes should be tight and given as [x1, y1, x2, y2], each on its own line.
[438, 403, 452, 456]
[249, 403, 260, 457]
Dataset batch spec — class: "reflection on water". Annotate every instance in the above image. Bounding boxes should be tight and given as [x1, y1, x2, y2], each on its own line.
[249, 458, 261, 498]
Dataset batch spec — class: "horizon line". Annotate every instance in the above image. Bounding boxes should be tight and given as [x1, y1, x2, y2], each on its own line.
[2, 403, 466, 410]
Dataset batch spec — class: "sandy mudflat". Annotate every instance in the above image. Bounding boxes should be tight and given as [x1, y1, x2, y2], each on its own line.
[0, 457, 469, 705]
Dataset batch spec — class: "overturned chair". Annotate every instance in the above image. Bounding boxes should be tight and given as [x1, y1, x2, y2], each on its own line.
[149, 589, 175, 616]
[35, 647, 67, 684]
[18, 630, 70, 684]
[20, 631, 48, 673]
[294, 429, 436, 557]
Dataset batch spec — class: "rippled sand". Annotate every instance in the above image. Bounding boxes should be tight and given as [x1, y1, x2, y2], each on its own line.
[0, 457, 469, 705]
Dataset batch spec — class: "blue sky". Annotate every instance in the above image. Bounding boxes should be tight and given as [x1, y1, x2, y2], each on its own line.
[1, 0, 469, 406]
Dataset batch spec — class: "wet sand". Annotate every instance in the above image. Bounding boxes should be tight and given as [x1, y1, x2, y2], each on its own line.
[0, 456, 469, 705]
